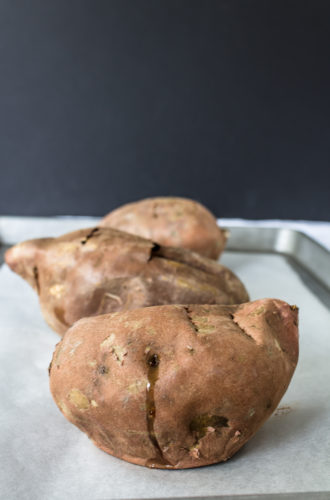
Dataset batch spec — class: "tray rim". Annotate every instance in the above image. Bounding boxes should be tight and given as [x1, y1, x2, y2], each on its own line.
[223, 225, 330, 293]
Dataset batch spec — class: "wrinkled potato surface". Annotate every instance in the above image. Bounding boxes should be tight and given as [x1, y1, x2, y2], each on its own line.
[49, 299, 299, 469]
[100, 197, 227, 260]
[5, 227, 248, 335]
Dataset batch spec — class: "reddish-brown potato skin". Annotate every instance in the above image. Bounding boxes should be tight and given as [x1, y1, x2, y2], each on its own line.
[5, 227, 248, 335]
[100, 197, 227, 260]
[49, 299, 299, 469]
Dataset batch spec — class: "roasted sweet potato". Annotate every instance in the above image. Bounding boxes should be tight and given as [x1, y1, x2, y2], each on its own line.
[5, 227, 248, 335]
[100, 197, 227, 260]
[49, 299, 299, 469]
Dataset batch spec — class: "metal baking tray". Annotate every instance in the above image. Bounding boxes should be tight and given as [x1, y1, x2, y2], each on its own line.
[0, 216, 329, 500]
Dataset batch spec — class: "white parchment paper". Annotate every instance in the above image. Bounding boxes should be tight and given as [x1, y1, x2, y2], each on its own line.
[0, 234, 329, 499]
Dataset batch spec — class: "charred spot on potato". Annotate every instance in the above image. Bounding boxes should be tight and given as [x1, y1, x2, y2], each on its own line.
[183, 306, 199, 332]
[81, 227, 100, 245]
[152, 242, 161, 252]
[147, 353, 159, 368]
[97, 365, 109, 375]
[148, 242, 161, 261]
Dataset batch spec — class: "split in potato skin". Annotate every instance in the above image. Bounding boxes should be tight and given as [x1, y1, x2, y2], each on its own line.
[49, 299, 299, 469]
[5, 226, 248, 335]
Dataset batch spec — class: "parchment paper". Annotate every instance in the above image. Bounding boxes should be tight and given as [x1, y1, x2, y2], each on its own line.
[0, 233, 329, 499]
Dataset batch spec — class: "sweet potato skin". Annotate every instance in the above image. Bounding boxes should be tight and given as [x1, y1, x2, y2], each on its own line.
[100, 197, 227, 260]
[49, 299, 299, 469]
[5, 227, 248, 335]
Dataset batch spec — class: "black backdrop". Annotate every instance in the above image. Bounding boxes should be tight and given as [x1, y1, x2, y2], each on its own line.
[0, 0, 329, 220]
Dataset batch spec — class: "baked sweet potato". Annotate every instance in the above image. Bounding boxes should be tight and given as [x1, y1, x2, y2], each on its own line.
[49, 299, 298, 469]
[5, 227, 248, 335]
[100, 197, 227, 260]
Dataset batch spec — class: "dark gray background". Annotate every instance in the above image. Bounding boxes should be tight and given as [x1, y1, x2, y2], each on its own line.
[0, 0, 329, 219]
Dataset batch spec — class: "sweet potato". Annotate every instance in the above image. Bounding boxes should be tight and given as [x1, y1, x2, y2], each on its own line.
[49, 299, 299, 469]
[5, 227, 248, 335]
[100, 197, 227, 260]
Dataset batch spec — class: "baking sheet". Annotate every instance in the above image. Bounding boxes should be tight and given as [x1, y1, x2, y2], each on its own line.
[0, 220, 329, 500]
